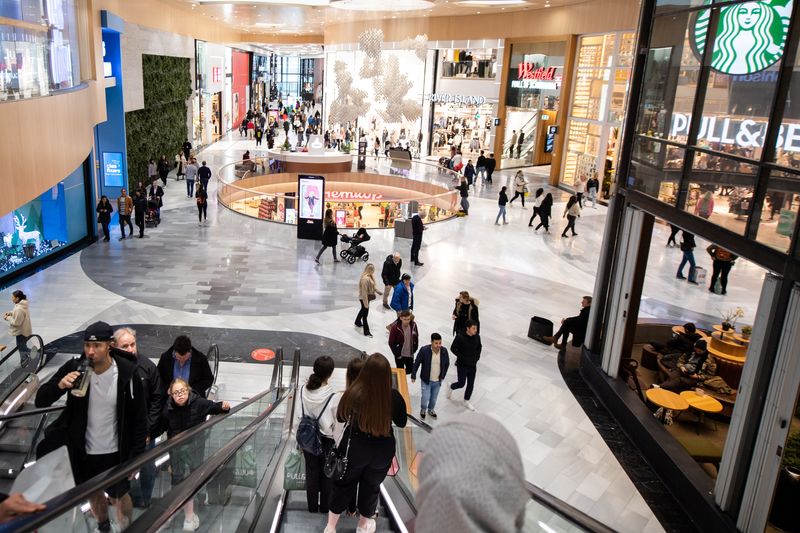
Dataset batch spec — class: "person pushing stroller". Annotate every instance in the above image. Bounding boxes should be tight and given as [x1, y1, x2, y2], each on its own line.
[339, 227, 371, 264]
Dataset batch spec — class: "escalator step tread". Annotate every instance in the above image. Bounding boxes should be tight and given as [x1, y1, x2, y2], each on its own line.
[282, 510, 391, 531]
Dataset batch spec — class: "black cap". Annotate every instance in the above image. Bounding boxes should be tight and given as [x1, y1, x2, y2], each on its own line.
[84, 321, 114, 342]
[401, 273, 412, 281]
[694, 339, 707, 350]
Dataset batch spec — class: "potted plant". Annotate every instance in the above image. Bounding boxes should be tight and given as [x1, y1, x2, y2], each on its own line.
[719, 307, 745, 331]
[741, 326, 752, 339]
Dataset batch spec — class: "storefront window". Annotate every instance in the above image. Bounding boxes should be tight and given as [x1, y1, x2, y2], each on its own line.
[0, 0, 83, 100]
[757, 171, 799, 253]
[630, 137, 683, 204]
[440, 48, 496, 79]
[774, 40, 800, 168]
[431, 102, 494, 158]
[0, 161, 88, 278]
[562, 32, 635, 194]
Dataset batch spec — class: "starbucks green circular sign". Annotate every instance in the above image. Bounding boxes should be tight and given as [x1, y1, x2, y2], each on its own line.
[693, 0, 794, 75]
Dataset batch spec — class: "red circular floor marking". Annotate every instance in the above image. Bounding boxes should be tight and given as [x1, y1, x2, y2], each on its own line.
[251, 348, 275, 361]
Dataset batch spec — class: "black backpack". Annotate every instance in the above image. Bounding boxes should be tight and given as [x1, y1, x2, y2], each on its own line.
[296, 387, 335, 456]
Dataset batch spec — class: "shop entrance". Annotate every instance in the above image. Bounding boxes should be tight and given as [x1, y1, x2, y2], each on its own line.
[211, 92, 222, 142]
[430, 102, 494, 159]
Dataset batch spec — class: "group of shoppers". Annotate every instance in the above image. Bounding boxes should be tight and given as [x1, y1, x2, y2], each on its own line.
[674, 228, 737, 294]
[496, 184, 582, 237]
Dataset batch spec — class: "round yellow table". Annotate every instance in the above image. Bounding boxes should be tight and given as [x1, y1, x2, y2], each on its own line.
[646, 388, 689, 422]
[680, 391, 723, 432]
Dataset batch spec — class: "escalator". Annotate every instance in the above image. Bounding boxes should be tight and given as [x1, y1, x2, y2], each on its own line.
[8, 347, 614, 533]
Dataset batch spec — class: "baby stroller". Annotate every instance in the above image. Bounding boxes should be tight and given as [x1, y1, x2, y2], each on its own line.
[339, 228, 370, 264]
[145, 197, 161, 228]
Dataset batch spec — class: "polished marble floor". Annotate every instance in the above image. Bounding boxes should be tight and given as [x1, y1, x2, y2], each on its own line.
[2, 132, 768, 532]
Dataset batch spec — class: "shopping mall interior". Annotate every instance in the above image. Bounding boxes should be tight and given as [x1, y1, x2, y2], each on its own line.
[0, 0, 798, 532]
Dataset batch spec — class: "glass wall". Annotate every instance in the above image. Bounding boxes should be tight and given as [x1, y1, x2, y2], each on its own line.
[0, 161, 89, 278]
[561, 32, 635, 197]
[0, 0, 84, 100]
[628, 0, 800, 254]
[440, 47, 497, 79]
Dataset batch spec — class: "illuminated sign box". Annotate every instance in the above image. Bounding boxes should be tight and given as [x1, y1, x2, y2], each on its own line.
[102, 152, 124, 187]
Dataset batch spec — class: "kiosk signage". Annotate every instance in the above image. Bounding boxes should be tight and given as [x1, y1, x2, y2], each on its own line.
[297, 174, 325, 240]
[358, 140, 367, 170]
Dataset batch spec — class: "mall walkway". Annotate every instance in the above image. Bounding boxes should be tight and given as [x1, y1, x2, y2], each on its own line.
[2, 133, 764, 532]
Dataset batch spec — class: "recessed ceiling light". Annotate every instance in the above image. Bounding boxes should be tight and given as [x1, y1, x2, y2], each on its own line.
[330, 0, 433, 9]
[456, 0, 527, 5]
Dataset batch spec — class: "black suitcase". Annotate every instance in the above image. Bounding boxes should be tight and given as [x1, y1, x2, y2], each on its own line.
[528, 316, 553, 343]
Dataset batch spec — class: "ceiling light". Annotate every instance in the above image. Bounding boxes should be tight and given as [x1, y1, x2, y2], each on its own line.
[197, 0, 329, 5]
[330, 0, 434, 10]
[456, 0, 527, 5]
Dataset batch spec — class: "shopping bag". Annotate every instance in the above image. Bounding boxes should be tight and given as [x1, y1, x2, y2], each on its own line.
[284, 447, 306, 491]
[714, 278, 723, 295]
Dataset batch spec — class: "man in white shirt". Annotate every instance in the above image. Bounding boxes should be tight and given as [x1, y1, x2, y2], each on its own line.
[36, 322, 147, 533]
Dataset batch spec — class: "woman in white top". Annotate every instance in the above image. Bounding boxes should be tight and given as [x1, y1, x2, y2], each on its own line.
[4, 290, 32, 364]
[574, 176, 587, 208]
[508, 171, 528, 207]
[300, 356, 337, 514]
[527, 188, 545, 227]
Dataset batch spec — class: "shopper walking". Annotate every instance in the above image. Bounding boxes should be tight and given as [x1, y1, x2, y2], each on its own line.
[184, 158, 198, 198]
[96, 195, 113, 242]
[410, 212, 426, 266]
[561, 195, 580, 238]
[411, 333, 450, 420]
[508, 130, 517, 158]
[380, 252, 402, 310]
[198, 161, 212, 192]
[463, 160, 476, 190]
[485, 153, 496, 184]
[195, 182, 208, 225]
[676, 231, 698, 284]
[452, 291, 479, 336]
[116, 189, 133, 240]
[147, 159, 157, 182]
[324, 354, 407, 533]
[388, 310, 419, 375]
[508, 171, 527, 207]
[586, 174, 599, 208]
[447, 320, 481, 411]
[355, 264, 381, 338]
[495, 186, 509, 225]
[458, 178, 470, 215]
[4, 290, 31, 364]
[535, 193, 553, 233]
[298, 356, 336, 514]
[707, 244, 737, 295]
[157, 155, 170, 188]
[527, 188, 544, 227]
[133, 189, 146, 239]
[666, 223, 681, 247]
[163, 378, 230, 531]
[315, 209, 341, 264]
[390, 273, 414, 314]
[475, 150, 487, 183]
[575, 176, 587, 208]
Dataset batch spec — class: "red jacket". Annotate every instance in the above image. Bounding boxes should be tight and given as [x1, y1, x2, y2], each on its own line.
[388, 319, 419, 359]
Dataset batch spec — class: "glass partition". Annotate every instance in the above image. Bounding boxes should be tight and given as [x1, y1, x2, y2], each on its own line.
[439, 47, 497, 79]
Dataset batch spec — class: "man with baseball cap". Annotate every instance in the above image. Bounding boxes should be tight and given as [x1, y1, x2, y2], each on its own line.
[36, 321, 147, 533]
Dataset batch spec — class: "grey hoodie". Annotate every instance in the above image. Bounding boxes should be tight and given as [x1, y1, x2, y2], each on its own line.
[6, 299, 31, 337]
[416, 412, 528, 533]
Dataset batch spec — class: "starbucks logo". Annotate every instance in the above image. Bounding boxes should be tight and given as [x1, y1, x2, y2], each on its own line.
[693, 0, 793, 75]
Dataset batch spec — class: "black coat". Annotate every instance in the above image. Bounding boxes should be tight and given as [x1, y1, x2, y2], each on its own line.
[381, 254, 402, 286]
[163, 391, 227, 438]
[680, 233, 696, 252]
[96, 201, 113, 223]
[322, 220, 339, 246]
[133, 195, 147, 216]
[111, 348, 165, 439]
[452, 298, 480, 335]
[539, 197, 553, 218]
[564, 306, 591, 346]
[498, 191, 508, 206]
[157, 346, 214, 398]
[35, 351, 148, 464]
[412, 214, 424, 236]
[450, 332, 482, 367]
[486, 158, 497, 173]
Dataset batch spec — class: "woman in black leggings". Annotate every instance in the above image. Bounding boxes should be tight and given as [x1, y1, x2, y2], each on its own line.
[195, 183, 208, 224]
[535, 193, 553, 233]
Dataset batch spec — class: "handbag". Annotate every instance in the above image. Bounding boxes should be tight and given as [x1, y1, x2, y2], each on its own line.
[284, 447, 306, 491]
[367, 294, 376, 302]
[324, 423, 352, 480]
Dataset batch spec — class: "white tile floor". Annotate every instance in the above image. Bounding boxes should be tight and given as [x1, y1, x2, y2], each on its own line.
[2, 132, 768, 532]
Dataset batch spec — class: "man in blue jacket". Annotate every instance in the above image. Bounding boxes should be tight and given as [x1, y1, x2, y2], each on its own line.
[390, 273, 414, 315]
[411, 333, 450, 420]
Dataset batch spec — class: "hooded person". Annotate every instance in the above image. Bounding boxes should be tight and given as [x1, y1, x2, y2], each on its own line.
[415, 412, 528, 533]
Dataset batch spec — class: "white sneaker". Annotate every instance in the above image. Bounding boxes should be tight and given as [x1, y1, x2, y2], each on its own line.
[356, 518, 376, 533]
[446, 386, 453, 400]
[464, 401, 476, 411]
[183, 514, 200, 531]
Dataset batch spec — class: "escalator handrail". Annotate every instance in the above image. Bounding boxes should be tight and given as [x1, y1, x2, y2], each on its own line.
[0, 404, 65, 422]
[7, 384, 285, 533]
[126, 384, 294, 533]
[0, 334, 44, 371]
[269, 346, 285, 390]
[400, 415, 616, 533]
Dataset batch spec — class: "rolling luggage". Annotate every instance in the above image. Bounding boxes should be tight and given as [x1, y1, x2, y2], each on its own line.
[528, 316, 553, 343]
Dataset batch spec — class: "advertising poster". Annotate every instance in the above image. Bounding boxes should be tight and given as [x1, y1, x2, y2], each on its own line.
[299, 176, 323, 220]
[103, 152, 125, 187]
[335, 210, 346, 227]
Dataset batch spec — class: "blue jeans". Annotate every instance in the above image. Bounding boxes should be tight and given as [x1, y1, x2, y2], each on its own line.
[187, 179, 195, 197]
[460, 197, 469, 213]
[420, 380, 442, 412]
[476, 167, 486, 181]
[677, 251, 696, 281]
[588, 186, 597, 207]
[495, 205, 507, 223]
[133, 439, 157, 506]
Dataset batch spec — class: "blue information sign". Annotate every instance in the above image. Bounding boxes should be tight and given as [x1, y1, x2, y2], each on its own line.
[103, 152, 124, 187]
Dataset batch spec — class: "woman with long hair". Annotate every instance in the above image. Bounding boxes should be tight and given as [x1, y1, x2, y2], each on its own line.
[96, 195, 113, 242]
[508, 171, 527, 207]
[355, 264, 382, 338]
[4, 290, 32, 364]
[535, 193, 553, 233]
[299, 356, 336, 514]
[528, 188, 545, 227]
[562, 195, 580, 238]
[195, 182, 208, 225]
[315, 209, 341, 264]
[495, 186, 509, 225]
[325, 354, 408, 533]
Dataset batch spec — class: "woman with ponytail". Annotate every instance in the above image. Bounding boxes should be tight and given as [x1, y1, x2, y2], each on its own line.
[300, 356, 336, 513]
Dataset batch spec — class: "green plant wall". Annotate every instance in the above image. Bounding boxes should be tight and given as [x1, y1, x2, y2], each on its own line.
[125, 54, 192, 190]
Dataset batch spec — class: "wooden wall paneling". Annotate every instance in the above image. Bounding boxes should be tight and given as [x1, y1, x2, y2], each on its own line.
[549, 34, 578, 186]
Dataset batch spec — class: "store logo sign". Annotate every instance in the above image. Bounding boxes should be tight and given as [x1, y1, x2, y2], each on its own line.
[517, 64, 557, 81]
[428, 93, 487, 105]
[212, 66, 222, 84]
[670, 112, 800, 152]
[325, 191, 384, 201]
[692, 0, 792, 75]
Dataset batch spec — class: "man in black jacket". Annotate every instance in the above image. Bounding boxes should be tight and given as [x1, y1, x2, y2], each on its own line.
[410, 213, 426, 266]
[447, 320, 481, 411]
[543, 296, 592, 350]
[486, 153, 496, 183]
[475, 150, 487, 183]
[157, 335, 214, 398]
[35, 321, 147, 533]
[381, 252, 402, 310]
[198, 161, 212, 192]
[113, 327, 164, 508]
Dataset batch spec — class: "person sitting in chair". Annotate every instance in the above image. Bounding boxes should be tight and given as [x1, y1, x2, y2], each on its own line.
[657, 339, 716, 391]
[651, 322, 701, 354]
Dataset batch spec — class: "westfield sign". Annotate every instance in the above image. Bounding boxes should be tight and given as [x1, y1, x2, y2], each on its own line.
[517, 64, 557, 81]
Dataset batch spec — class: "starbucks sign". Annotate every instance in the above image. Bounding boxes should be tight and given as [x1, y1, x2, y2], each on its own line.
[693, 0, 793, 75]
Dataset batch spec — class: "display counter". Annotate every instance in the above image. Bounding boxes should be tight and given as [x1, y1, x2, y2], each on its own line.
[267, 149, 352, 173]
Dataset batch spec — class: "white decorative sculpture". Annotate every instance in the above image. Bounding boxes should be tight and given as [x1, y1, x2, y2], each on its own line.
[14, 214, 41, 246]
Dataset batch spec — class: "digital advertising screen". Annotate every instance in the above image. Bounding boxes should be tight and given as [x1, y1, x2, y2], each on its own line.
[299, 175, 324, 220]
[102, 152, 125, 187]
